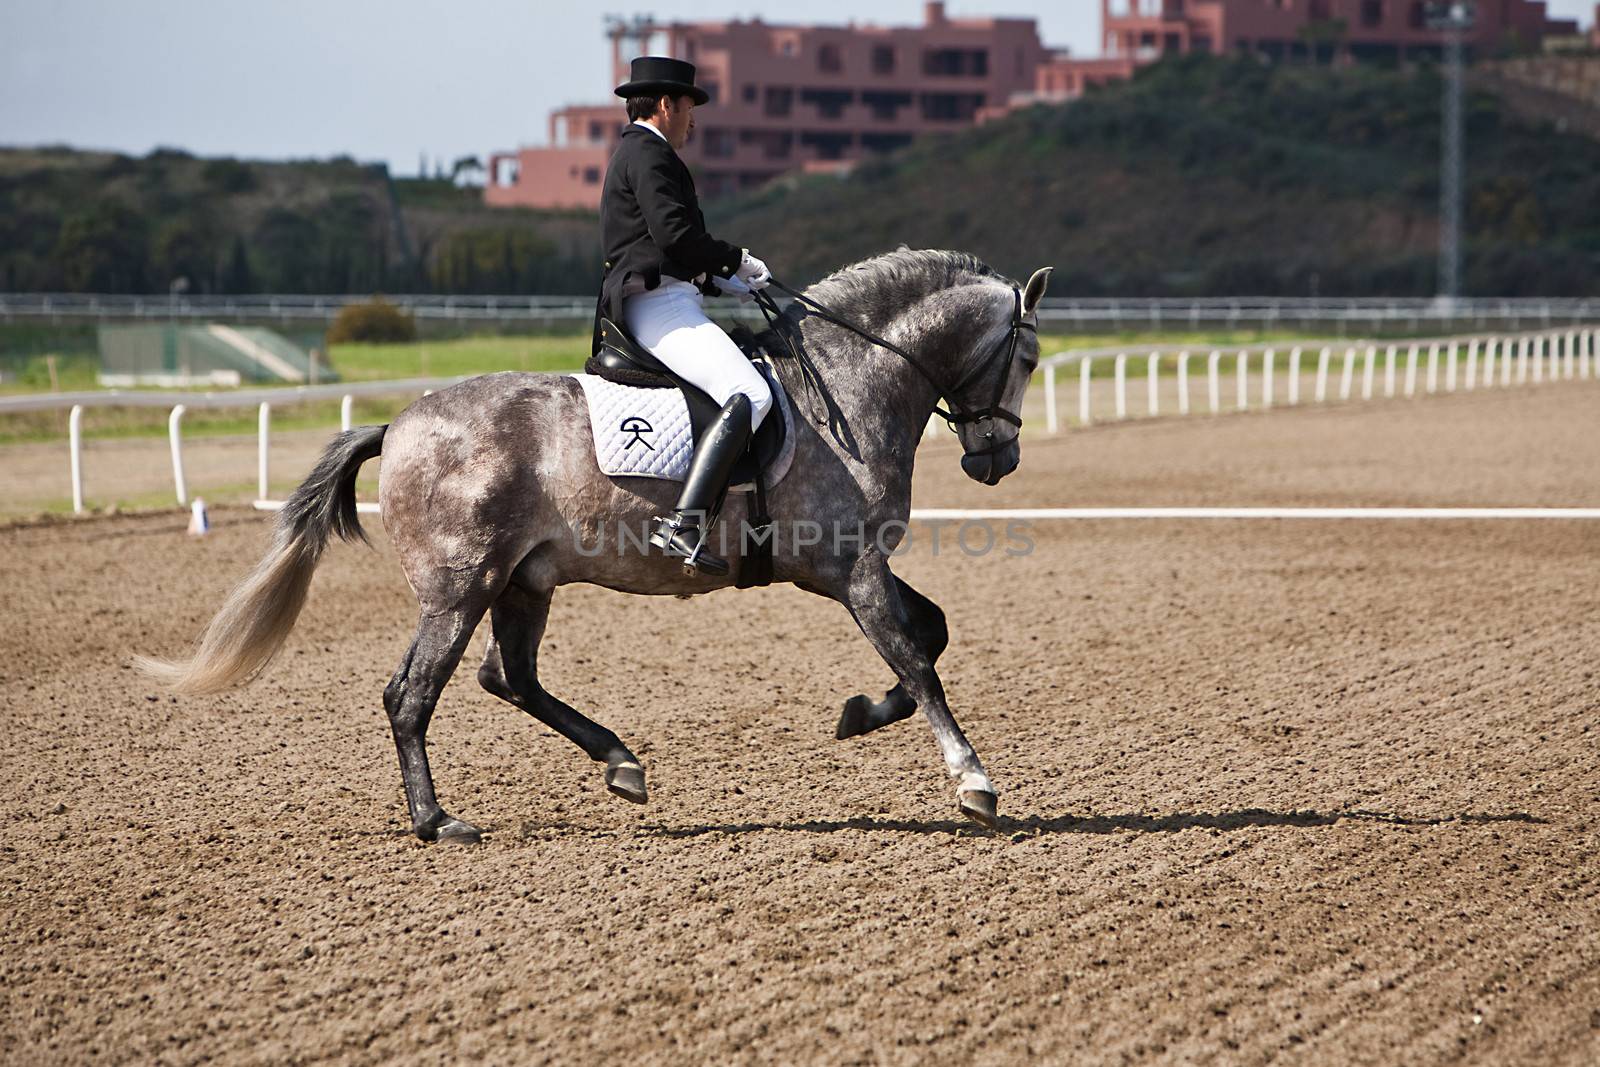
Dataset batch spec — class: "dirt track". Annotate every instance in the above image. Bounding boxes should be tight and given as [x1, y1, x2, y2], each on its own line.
[4, 383, 1598, 1064]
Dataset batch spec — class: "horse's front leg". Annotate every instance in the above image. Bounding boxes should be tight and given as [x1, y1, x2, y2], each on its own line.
[842, 551, 998, 828]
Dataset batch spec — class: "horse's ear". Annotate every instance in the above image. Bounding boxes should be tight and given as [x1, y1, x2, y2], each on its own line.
[1022, 267, 1053, 317]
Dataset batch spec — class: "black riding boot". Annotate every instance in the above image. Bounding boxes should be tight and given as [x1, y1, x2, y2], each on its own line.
[650, 394, 752, 576]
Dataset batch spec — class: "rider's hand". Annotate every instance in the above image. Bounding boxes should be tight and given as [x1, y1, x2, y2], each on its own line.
[713, 274, 755, 303]
[736, 249, 771, 290]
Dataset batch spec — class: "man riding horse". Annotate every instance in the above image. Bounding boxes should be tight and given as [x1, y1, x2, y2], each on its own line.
[595, 56, 774, 577]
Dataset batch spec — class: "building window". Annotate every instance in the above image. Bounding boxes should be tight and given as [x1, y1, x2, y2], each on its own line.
[862, 90, 912, 120]
[920, 92, 985, 121]
[817, 42, 842, 72]
[923, 48, 989, 77]
[871, 44, 895, 74]
[702, 129, 735, 158]
[1360, 0, 1383, 27]
[582, 167, 600, 184]
[800, 87, 854, 119]
[739, 129, 793, 159]
[764, 87, 792, 117]
[700, 82, 719, 104]
[799, 131, 853, 161]
[588, 122, 604, 141]
[742, 84, 757, 103]
[861, 132, 912, 154]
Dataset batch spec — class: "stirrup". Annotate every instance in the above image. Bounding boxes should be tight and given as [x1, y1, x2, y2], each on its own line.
[650, 514, 729, 576]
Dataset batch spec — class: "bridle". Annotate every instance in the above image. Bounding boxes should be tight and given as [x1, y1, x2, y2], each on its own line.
[756, 279, 1035, 460]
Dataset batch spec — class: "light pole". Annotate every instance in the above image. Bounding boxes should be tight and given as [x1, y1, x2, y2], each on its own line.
[1428, 2, 1476, 309]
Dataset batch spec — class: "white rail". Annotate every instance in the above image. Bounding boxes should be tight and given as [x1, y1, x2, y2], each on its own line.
[1040, 325, 1596, 435]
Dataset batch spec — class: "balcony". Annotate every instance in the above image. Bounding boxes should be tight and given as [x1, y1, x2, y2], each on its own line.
[1105, 0, 1187, 23]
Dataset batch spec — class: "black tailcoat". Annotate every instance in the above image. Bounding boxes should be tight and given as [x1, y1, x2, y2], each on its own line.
[592, 124, 743, 354]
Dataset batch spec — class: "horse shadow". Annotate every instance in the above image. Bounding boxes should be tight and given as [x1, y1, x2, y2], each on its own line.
[631, 807, 1545, 840]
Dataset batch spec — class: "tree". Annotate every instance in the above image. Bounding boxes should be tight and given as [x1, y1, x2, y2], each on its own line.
[54, 200, 147, 292]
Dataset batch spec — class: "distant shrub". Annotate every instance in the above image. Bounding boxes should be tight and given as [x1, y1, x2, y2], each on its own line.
[201, 158, 256, 193]
[327, 297, 416, 343]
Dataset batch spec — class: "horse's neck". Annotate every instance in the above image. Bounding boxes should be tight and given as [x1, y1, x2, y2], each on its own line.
[767, 302, 947, 458]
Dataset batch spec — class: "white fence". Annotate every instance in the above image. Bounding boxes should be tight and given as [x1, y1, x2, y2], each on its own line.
[56, 325, 1599, 515]
[1029, 326, 1596, 435]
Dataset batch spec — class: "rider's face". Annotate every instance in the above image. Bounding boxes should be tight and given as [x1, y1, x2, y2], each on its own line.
[660, 96, 694, 150]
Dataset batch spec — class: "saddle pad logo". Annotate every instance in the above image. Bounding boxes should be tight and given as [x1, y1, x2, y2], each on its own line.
[620, 415, 655, 450]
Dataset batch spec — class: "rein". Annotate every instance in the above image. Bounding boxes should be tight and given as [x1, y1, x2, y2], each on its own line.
[753, 278, 1034, 457]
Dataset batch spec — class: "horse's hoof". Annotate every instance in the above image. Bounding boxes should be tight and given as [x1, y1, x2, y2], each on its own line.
[836, 695, 871, 740]
[605, 761, 648, 805]
[958, 789, 999, 829]
[416, 813, 482, 844]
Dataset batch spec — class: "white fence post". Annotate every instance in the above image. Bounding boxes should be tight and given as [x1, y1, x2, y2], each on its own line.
[1114, 353, 1128, 420]
[1481, 338, 1497, 387]
[1446, 340, 1459, 391]
[1236, 350, 1249, 411]
[1315, 346, 1331, 403]
[1583, 329, 1594, 379]
[1207, 350, 1222, 414]
[1043, 364, 1058, 434]
[1404, 343, 1419, 397]
[257, 402, 271, 502]
[1146, 352, 1159, 416]
[1262, 348, 1275, 409]
[1517, 335, 1529, 384]
[1465, 338, 1479, 390]
[1427, 343, 1440, 393]
[1502, 335, 1513, 386]
[340, 393, 354, 432]
[1289, 346, 1302, 405]
[1339, 346, 1356, 401]
[168, 404, 188, 506]
[1079, 357, 1093, 426]
[1177, 351, 1191, 415]
[1382, 344, 1395, 398]
[1565, 331, 1576, 379]
[1361, 345, 1376, 400]
[69, 404, 84, 514]
[1533, 334, 1545, 383]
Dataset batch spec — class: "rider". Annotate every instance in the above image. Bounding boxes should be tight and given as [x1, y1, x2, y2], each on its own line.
[594, 56, 774, 576]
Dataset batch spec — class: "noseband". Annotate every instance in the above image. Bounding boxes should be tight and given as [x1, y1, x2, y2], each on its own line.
[759, 280, 1034, 461]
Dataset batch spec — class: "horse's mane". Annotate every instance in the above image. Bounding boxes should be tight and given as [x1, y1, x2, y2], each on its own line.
[803, 248, 1017, 312]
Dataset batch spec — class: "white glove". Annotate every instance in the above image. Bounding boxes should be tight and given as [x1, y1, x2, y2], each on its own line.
[712, 273, 755, 303]
[735, 249, 771, 290]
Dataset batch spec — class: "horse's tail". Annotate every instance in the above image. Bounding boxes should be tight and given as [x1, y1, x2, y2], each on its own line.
[135, 425, 387, 695]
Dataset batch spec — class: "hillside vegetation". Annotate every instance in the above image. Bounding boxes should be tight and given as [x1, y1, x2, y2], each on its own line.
[709, 55, 1600, 297]
[0, 148, 598, 295]
[4, 55, 1597, 298]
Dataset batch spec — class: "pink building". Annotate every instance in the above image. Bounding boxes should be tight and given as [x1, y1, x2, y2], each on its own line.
[487, 2, 1047, 209]
[486, 1, 1587, 209]
[1091, 0, 1577, 65]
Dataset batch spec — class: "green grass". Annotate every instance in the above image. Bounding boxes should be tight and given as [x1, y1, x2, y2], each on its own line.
[328, 333, 591, 381]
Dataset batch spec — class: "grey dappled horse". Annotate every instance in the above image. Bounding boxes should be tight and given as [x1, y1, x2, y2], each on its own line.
[140, 249, 1052, 843]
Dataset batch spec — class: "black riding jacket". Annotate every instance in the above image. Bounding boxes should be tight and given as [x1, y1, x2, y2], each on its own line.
[592, 124, 743, 354]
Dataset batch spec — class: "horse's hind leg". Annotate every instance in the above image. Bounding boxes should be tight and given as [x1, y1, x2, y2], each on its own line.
[385, 600, 491, 843]
[478, 583, 648, 804]
[836, 575, 946, 740]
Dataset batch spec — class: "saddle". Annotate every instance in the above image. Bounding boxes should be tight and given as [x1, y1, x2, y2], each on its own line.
[587, 317, 787, 487]
[587, 317, 787, 588]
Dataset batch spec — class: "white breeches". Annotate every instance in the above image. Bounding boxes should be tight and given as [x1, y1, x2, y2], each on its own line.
[623, 280, 773, 432]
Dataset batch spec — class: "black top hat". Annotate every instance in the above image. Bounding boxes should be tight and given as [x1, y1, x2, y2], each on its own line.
[614, 56, 710, 106]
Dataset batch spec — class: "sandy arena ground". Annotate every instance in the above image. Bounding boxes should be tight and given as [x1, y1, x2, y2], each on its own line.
[3, 382, 1598, 1064]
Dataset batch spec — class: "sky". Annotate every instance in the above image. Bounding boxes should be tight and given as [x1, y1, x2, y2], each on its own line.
[1, 1, 1593, 177]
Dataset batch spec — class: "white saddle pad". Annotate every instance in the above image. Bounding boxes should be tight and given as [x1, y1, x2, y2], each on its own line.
[572, 365, 797, 492]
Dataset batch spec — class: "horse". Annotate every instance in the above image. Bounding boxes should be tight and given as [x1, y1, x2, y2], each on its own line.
[138, 249, 1052, 843]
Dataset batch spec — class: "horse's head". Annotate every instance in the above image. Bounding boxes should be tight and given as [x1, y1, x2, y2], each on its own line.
[949, 266, 1051, 485]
